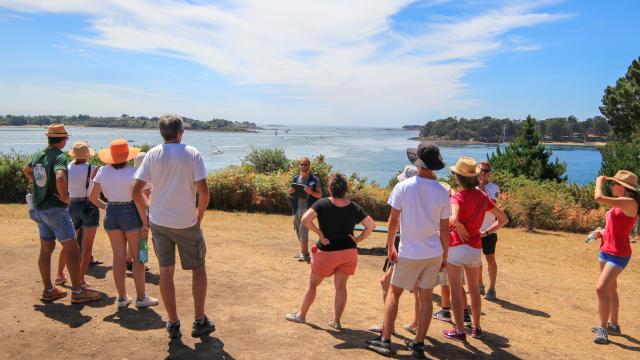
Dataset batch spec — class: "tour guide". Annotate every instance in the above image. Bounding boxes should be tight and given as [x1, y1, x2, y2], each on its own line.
[288, 157, 323, 262]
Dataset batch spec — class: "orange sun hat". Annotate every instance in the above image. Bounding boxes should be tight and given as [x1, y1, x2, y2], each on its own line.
[98, 139, 141, 165]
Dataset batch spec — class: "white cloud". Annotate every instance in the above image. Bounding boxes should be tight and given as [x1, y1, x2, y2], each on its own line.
[0, 0, 570, 125]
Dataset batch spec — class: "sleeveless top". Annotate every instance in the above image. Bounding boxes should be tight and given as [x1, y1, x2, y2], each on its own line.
[601, 207, 636, 257]
[68, 163, 93, 198]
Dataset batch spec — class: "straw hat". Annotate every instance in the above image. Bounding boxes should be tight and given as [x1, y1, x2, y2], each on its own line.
[46, 123, 69, 138]
[439, 181, 452, 193]
[449, 156, 481, 177]
[606, 170, 639, 192]
[68, 141, 95, 159]
[98, 139, 140, 165]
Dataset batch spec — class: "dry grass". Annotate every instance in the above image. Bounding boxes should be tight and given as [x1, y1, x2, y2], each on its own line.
[0, 204, 638, 359]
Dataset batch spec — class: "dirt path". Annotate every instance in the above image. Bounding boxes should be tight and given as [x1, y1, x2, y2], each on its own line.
[0, 204, 638, 359]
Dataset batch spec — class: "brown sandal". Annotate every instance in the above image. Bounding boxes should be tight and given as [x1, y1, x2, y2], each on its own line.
[41, 287, 67, 302]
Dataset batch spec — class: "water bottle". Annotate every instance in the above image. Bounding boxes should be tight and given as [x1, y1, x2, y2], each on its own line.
[139, 236, 149, 263]
[585, 227, 603, 244]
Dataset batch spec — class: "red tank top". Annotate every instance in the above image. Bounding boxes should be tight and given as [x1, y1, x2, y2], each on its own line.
[601, 207, 636, 257]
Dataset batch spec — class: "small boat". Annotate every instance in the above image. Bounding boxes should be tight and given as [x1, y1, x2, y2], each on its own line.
[210, 142, 224, 155]
[127, 139, 135, 143]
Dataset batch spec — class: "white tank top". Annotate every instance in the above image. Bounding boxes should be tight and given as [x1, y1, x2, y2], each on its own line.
[68, 163, 94, 198]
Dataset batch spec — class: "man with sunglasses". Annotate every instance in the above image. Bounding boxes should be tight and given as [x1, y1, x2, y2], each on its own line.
[288, 157, 323, 262]
[478, 161, 500, 300]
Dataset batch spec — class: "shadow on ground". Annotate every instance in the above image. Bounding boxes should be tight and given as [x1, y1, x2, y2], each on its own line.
[33, 293, 114, 328]
[103, 307, 165, 331]
[166, 336, 235, 359]
[87, 264, 111, 279]
[489, 298, 550, 318]
[126, 271, 160, 285]
[609, 333, 640, 352]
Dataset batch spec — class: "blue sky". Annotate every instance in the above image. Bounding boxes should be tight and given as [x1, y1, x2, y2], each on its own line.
[0, 1, 638, 126]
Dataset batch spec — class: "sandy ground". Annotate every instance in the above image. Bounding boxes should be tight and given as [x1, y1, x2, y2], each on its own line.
[0, 204, 638, 359]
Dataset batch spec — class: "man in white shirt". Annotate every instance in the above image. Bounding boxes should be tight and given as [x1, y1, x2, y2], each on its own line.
[478, 161, 501, 300]
[366, 142, 451, 357]
[132, 114, 214, 340]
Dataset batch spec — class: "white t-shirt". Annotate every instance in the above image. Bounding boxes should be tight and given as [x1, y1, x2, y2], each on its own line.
[388, 176, 452, 260]
[134, 144, 207, 229]
[93, 165, 137, 202]
[68, 163, 94, 198]
[479, 182, 500, 233]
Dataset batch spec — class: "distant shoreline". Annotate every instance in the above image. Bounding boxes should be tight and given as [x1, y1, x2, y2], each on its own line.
[409, 137, 606, 147]
[0, 124, 259, 133]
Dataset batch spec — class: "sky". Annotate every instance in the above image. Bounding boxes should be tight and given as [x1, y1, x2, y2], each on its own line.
[0, 0, 638, 127]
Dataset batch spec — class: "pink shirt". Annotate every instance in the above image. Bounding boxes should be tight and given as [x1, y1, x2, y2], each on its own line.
[601, 207, 636, 257]
[449, 189, 495, 249]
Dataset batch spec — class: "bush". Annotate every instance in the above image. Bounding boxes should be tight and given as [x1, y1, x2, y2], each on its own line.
[0, 151, 30, 203]
[242, 147, 290, 174]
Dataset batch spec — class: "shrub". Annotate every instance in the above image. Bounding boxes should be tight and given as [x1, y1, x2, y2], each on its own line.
[242, 147, 290, 174]
[0, 150, 30, 203]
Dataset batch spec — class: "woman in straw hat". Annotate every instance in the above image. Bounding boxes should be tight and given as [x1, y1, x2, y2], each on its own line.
[591, 171, 640, 344]
[55, 141, 100, 288]
[442, 157, 508, 342]
[89, 139, 159, 309]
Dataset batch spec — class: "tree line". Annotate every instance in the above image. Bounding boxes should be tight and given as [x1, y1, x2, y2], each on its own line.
[0, 114, 260, 132]
[418, 115, 610, 143]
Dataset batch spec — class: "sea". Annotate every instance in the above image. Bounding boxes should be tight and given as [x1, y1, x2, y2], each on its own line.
[0, 125, 602, 186]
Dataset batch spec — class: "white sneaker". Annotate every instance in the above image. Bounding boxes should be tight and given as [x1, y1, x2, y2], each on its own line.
[135, 294, 159, 308]
[117, 296, 132, 309]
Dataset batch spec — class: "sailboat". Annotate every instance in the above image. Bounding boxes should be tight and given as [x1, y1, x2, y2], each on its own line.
[210, 141, 224, 155]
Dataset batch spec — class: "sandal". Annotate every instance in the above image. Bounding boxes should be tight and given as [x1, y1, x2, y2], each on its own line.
[403, 324, 417, 335]
[328, 320, 342, 330]
[54, 276, 67, 285]
[80, 280, 92, 288]
[89, 257, 103, 266]
[41, 287, 67, 302]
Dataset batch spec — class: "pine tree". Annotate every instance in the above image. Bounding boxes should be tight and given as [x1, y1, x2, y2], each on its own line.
[600, 57, 640, 141]
[490, 115, 567, 182]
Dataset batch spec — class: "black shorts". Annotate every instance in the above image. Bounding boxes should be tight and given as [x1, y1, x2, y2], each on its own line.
[481, 233, 498, 255]
[382, 235, 401, 272]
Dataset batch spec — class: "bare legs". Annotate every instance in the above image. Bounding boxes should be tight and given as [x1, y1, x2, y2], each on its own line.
[107, 229, 146, 300]
[298, 272, 326, 317]
[57, 227, 97, 284]
[448, 264, 482, 331]
[596, 262, 623, 327]
[415, 287, 434, 344]
[159, 263, 208, 324]
[159, 265, 178, 323]
[38, 240, 56, 290]
[382, 285, 403, 340]
[333, 272, 349, 323]
[193, 264, 208, 321]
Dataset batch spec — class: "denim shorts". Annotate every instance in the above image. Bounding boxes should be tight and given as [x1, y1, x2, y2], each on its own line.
[29, 207, 76, 242]
[69, 200, 100, 229]
[599, 251, 631, 269]
[104, 202, 142, 233]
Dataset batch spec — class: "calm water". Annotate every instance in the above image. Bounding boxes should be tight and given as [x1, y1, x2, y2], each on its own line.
[0, 126, 601, 185]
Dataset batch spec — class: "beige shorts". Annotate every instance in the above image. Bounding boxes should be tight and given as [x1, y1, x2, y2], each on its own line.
[150, 222, 206, 270]
[391, 255, 443, 290]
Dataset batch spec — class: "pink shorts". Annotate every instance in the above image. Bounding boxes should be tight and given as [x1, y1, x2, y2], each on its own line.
[311, 248, 358, 277]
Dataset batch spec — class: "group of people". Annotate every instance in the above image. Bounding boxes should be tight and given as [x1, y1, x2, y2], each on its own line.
[285, 141, 637, 355]
[25, 116, 214, 339]
[24, 119, 636, 349]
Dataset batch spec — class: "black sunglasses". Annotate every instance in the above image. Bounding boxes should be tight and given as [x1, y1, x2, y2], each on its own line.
[480, 169, 491, 173]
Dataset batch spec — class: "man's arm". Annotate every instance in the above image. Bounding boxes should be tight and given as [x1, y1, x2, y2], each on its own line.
[386, 208, 400, 261]
[132, 179, 149, 235]
[439, 218, 450, 266]
[55, 170, 69, 204]
[195, 179, 209, 224]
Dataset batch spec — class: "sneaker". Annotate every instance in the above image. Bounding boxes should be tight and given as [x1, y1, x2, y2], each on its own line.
[471, 327, 484, 339]
[135, 294, 159, 308]
[328, 319, 342, 330]
[191, 316, 216, 338]
[40, 287, 67, 302]
[433, 309, 452, 323]
[71, 288, 102, 304]
[592, 323, 621, 336]
[166, 321, 182, 339]
[479, 284, 486, 296]
[403, 324, 417, 335]
[463, 311, 472, 328]
[298, 253, 311, 262]
[365, 337, 391, 355]
[368, 321, 384, 333]
[117, 296, 132, 309]
[593, 326, 608, 344]
[443, 328, 466, 342]
[485, 288, 497, 301]
[405, 340, 425, 358]
[286, 312, 305, 323]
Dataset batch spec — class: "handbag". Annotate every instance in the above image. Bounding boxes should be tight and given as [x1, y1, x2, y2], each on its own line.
[82, 165, 98, 217]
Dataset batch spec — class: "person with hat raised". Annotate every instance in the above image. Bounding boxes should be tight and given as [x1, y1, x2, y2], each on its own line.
[442, 156, 508, 342]
[366, 141, 452, 357]
[591, 170, 640, 344]
[55, 141, 101, 288]
[89, 139, 159, 310]
[22, 123, 102, 303]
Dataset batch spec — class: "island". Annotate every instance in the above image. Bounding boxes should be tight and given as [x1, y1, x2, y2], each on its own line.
[0, 114, 261, 133]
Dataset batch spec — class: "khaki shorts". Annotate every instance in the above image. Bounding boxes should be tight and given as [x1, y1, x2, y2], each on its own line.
[150, 222, 206, 270]
[391, 255, 443, 290]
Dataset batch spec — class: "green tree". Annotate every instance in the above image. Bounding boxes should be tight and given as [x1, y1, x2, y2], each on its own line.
[600, 57, 640, 140]
[489, 115, 567, 182]
[599, 134, 640, 178]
